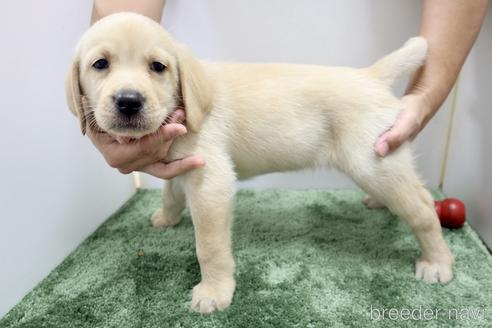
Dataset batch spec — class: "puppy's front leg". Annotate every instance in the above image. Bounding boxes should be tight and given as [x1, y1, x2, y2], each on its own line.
[183, 161, 236, 313]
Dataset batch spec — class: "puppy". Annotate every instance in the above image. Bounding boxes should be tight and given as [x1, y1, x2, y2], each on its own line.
[66, 13, 454, 313]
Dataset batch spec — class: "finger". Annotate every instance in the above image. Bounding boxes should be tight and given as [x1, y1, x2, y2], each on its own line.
[156, 123, 187, 143]
[136, 123, 187, 159]
[138, 123, 187, 148]
[375, 134, 391, 158]
[375, 122, 414, 157]
[140, 155, 205, 180]
[103, 124, 187, 169]
[167, 109, 186, 124]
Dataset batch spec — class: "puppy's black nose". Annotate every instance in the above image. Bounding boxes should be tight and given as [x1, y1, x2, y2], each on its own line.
[114, 90, 144, 116]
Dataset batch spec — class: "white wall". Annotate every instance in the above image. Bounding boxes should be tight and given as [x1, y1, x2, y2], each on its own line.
[0, 2, 135, 317]
[444, 5, 492, 249]
[142, 0, 452, 189]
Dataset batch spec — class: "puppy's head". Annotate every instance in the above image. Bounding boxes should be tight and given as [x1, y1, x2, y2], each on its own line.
[66, 12, 212, 138]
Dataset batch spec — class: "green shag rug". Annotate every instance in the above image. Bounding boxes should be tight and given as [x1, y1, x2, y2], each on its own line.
[1, 189, 491, 328]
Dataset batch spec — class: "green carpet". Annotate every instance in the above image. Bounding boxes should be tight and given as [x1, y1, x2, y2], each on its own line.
[1, 189, 491, 328]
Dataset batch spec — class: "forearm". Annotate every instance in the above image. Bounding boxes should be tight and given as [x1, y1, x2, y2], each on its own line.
[91, 0, 166, 24]
[407, 0, 488, 115]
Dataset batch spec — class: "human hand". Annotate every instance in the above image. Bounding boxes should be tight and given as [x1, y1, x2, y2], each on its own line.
[87, 109, 205, 179]
[375, 93, 433, 157]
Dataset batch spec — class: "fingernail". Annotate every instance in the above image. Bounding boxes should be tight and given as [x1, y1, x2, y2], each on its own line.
[377, 142, 389, 157]
[194, 157, 205, 167]
[172, 126, 186, 138]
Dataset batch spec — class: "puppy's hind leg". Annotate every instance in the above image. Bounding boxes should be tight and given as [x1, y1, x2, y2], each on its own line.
[151, 179, 186, 228]
[363, 195, 385, 209]
[344, 148, 454, 283]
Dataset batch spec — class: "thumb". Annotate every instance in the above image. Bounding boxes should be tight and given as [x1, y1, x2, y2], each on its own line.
[375, 123, 413, 157]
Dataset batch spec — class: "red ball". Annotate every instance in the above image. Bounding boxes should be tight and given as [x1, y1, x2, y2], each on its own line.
[434, 198, 466, 229]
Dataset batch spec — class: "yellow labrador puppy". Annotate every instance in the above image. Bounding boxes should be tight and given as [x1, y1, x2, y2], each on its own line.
[66, 13, 454, 313]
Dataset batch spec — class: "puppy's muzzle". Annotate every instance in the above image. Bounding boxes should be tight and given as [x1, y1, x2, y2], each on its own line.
[113, 89, 145, 117]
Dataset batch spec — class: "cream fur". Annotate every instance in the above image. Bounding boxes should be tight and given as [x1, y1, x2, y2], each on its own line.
[66, 13, 454, 314]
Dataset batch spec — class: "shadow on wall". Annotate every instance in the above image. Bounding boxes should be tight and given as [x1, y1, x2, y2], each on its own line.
[469, 7, 492, 246]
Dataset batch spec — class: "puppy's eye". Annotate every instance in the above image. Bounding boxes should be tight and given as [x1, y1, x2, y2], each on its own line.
[92, 58, 109, 70]
[150, 61, 166, 73]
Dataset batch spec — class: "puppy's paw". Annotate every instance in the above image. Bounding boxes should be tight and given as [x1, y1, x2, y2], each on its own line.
[191, 279, 235, 313]
[363, 195, 385, 209]
[150, 208, 180, 228]
[415, 258, 453, 283]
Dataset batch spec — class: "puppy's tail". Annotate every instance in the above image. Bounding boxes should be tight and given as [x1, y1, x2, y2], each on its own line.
[365, 37, 428, 88]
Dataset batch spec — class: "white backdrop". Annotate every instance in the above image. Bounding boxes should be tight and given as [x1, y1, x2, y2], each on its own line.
[142, 0, 452, 189]
[0, 1, 135, 317]
[444, 5, 492, 249]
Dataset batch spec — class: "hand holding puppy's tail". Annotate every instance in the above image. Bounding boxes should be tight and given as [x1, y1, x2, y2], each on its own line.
[366, 37, 428, 88]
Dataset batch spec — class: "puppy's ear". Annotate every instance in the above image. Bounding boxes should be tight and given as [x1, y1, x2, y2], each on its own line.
[177, 45, 214, 132]
[65, 58, 86, 135]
